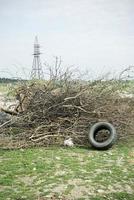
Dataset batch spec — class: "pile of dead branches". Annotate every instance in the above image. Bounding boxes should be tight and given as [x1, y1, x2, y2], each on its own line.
[0, 78, 134, 148]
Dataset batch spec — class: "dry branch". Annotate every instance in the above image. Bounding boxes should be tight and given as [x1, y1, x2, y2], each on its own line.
[0, 76, 134, 148]
[1, 108, 18, 115]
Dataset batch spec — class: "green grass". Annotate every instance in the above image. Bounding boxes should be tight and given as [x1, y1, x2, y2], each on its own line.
[0, 83, 9, 93]
[0, 140, 134, 200]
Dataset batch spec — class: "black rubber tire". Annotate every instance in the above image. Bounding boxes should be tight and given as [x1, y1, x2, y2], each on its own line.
[88, 122, 117, 150]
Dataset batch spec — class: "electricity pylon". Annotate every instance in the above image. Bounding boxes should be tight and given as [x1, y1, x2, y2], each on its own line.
[31, 36, 44, 79]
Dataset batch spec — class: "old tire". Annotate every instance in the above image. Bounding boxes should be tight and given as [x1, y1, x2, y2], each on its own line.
[88, 122, 117, 150]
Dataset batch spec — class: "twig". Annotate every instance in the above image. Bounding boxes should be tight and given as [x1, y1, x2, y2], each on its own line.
[64, 88, 87, 101]
[0, 119, 12, 128]
[1, 108, 18, 115]
[62, 104, 96, 114]
[30, 134, 63, 142]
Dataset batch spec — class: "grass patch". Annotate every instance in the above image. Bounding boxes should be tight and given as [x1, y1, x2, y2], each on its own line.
[0, 139, 134, 200]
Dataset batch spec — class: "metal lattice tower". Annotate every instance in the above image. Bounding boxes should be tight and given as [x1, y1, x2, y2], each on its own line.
[31, 36, 44, 79]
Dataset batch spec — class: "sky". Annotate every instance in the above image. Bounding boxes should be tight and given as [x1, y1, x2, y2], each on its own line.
[0, 0, 134, 79]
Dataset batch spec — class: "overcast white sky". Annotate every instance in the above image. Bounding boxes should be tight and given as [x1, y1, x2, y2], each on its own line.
[0, 0, 134, 79]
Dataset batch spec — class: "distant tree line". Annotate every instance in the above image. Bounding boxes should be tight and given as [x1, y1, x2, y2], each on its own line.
[0, 78, 20, 83]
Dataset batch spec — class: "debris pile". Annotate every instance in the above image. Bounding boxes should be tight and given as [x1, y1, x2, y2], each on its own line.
[0, 80, 134, 148]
